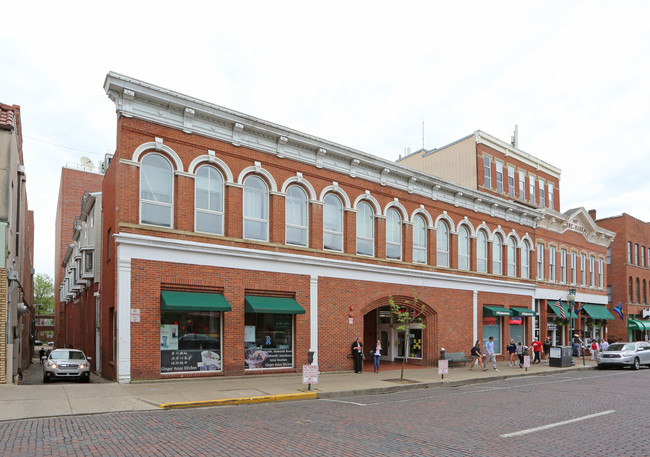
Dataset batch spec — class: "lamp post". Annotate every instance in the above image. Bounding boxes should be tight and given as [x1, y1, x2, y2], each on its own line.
[567, 289, 584, 366]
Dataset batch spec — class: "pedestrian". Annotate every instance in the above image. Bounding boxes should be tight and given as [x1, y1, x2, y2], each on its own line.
[543, 337, 551, 363]
[531, 337, 542, 364]
[516, 341, 526, 367]
[373, 339, 382, 373]
[573, 334, 582, 357]
[599, 339, 609, 352]
[507, 339, 517, 367]
[590, 339, 598, 361]
[484, 336, 498, 371]
[38, 347, 45, 364]
[470, 340, 486, 371]
[351, 337, 364, 374]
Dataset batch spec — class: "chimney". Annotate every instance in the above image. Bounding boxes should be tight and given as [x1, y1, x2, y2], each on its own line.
[588, 209, 597, 220]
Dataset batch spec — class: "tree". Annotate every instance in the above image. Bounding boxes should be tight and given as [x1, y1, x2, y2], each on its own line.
[33, 273, 54, 314]
[388, 292, 427, 382]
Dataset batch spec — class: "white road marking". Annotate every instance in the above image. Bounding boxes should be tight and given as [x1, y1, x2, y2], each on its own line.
[500, 410, 615, 437]
[320, 399, 367, 406]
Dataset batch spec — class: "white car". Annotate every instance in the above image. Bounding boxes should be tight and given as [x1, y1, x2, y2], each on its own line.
[43, 349, 92, 383]
[596, 341, 650, 370]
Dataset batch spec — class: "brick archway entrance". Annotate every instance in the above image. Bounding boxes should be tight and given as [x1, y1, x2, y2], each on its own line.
[362, 295, 438, 366]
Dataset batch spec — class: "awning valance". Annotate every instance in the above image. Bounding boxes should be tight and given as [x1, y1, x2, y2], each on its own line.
[581, 304, 615, 320]
[244, 296, 305, 314]
[161, 290, 232, 312]
[483, 306, 512, 317]
[510, 307, 537, 317]
[628, 319, 650, 331]
[547, 301, 577, 319]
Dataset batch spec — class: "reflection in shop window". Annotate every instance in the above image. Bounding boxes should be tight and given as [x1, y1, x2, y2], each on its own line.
[244, 313, 293, 369]
[160, 311, 222, 373]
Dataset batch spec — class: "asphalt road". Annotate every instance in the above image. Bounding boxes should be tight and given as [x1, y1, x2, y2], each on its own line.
[2, 369, 648, 456]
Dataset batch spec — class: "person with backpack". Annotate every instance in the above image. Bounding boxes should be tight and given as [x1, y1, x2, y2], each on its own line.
[470, 340, 486, 371]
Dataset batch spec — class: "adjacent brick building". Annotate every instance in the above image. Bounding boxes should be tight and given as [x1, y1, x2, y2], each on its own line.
[85, 73, 619, 383]
[595, 212, 650, 341]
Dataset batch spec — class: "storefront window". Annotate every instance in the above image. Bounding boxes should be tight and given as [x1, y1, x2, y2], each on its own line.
[244, 313, 293, 369]
[408, 328, 423, 359]
[160, 311, 222, 373]
[509, 316, 524, 345]
[483, 317, 501, 353]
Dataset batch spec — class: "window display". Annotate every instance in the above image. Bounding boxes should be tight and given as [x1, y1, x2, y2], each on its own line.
[244, 313, 293, 369]
[160, 311, 222, 373]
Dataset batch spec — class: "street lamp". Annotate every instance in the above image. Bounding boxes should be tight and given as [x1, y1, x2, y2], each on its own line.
[567, 289, 585, 366]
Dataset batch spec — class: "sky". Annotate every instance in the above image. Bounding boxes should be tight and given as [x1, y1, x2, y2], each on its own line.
[3, 1, 650, 280]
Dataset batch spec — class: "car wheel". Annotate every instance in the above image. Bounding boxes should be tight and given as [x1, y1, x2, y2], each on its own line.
[43, 374, 49, 383]
[597, 364, 604, 370]
[633, 358, 640, 370]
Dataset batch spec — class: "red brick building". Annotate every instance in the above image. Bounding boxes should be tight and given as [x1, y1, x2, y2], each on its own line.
[97, 73, 615, 383]
[595, 212, 650, 342]
[54, 167, 102, 349]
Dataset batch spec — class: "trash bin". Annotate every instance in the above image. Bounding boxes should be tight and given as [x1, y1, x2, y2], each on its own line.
[549, 346, 572, 367]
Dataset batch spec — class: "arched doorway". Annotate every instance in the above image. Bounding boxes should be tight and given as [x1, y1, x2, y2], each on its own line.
[362, 295, 437, 366]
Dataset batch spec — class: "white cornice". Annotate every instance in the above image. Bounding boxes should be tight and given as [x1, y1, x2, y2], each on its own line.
[536, 207, 616, 247]
[104, 72, 542, 228]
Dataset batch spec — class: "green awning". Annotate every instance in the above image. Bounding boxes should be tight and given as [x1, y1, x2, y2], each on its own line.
[547, 301, 577, 319]
[510, 307, 537, 317]
[581, 304, 615, 320]
[628, 319, 650, 331]
[244, 296, 305, 314]
[161, 291, 232, 312]
[483, 306, 512, 317]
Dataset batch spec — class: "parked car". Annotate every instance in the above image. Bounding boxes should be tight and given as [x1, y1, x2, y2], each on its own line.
[178, 333, 220, 350]
[34, 339, 43, 346]
[596, 341, 650, 370]
[47, 341, 54, 346]
[43, 349, 92, 383]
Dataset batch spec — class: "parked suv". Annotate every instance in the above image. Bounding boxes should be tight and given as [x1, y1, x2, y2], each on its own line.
[596, 341, 650, 370]
[43, 349, 92, 383]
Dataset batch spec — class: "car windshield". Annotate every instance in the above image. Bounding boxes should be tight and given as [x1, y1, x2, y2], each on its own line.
[607, 343, 635, 352]
[51, 351, 85, 360]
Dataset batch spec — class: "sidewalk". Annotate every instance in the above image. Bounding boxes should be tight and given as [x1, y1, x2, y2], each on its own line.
[0, 357, 597, 422]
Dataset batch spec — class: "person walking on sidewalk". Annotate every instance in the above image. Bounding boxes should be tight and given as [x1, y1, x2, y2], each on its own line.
[373, 339, 382, 373]
[531, 338, 543, 364]
[516, 341, 526, 367]
[543, 337, 551, 363]
[590, 339, 599, 361]
[470, 340, 486, 371]
[484, 336, 498, 371]
[351, 337, 364, 374]
[507, 339, 517, 367]
[573, 334, 583, 357]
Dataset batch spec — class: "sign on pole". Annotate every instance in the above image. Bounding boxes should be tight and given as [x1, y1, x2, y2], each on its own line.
[438, 359, 449, 376]
[302, 365, 319, 384]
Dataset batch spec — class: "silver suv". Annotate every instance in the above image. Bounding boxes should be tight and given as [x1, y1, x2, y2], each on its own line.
[43, 349, 92, 383]
[596, 341, 650, 370]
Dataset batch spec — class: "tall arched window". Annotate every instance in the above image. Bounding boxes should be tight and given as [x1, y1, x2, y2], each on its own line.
[629, 276, 634, 302]
[458, 225, 470, 270]
[386, 208, 402, 260]
[507, 238, 517, 276]
[195, 165, 224, 235]
[413, 215, 427, 264]
[285, 185, 308, 246]
[493, 235, 503, 275]
[636, 277, 641, 303]
[436, 220, 449, 267]
[356, 201, 374, 256]
[477, 230, 488, 273]
[243, 175, 268, 241]
[323, 194, 343, 251]
[140, 153, 173, 227]
[521, 241, 530, 279]
[644, 279, 647, 305]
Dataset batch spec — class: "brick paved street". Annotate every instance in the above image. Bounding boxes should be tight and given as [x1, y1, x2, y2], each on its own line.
[1, 369, 648, 456]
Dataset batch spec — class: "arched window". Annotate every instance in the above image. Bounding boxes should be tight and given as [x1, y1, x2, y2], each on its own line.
[477, 230, 488, 273]
[521, 241, 530, 279]
[413, 215, 427, 264]
[356, 201, 374, 256]
[195, 165, 224, 235]
[243, 175, 268, 241]
[458, 225, 470, 270]
[636, 277, 641, 303]
[644, 279, 647, 305]
[323, 194, 343, 251]
[436, 220, 449, 267]
[285, 185, 308, 246]
[140, 153, 173, 227]
[493, 235, 503, 275]
[629, 276, 634, 302]
[386, 208, 402, 260]
[507, 238, 517, 276]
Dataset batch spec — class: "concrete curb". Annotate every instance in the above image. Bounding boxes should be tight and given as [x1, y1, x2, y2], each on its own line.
[156, 365, 596, 408]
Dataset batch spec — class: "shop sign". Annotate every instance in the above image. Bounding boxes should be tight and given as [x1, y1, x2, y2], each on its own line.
[161, 349, 222, 373]
[547, 323, 557, 330]
[245, 348, 293, 369]
[302, 365, 319, 384]
[483, 317, 497, 326]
